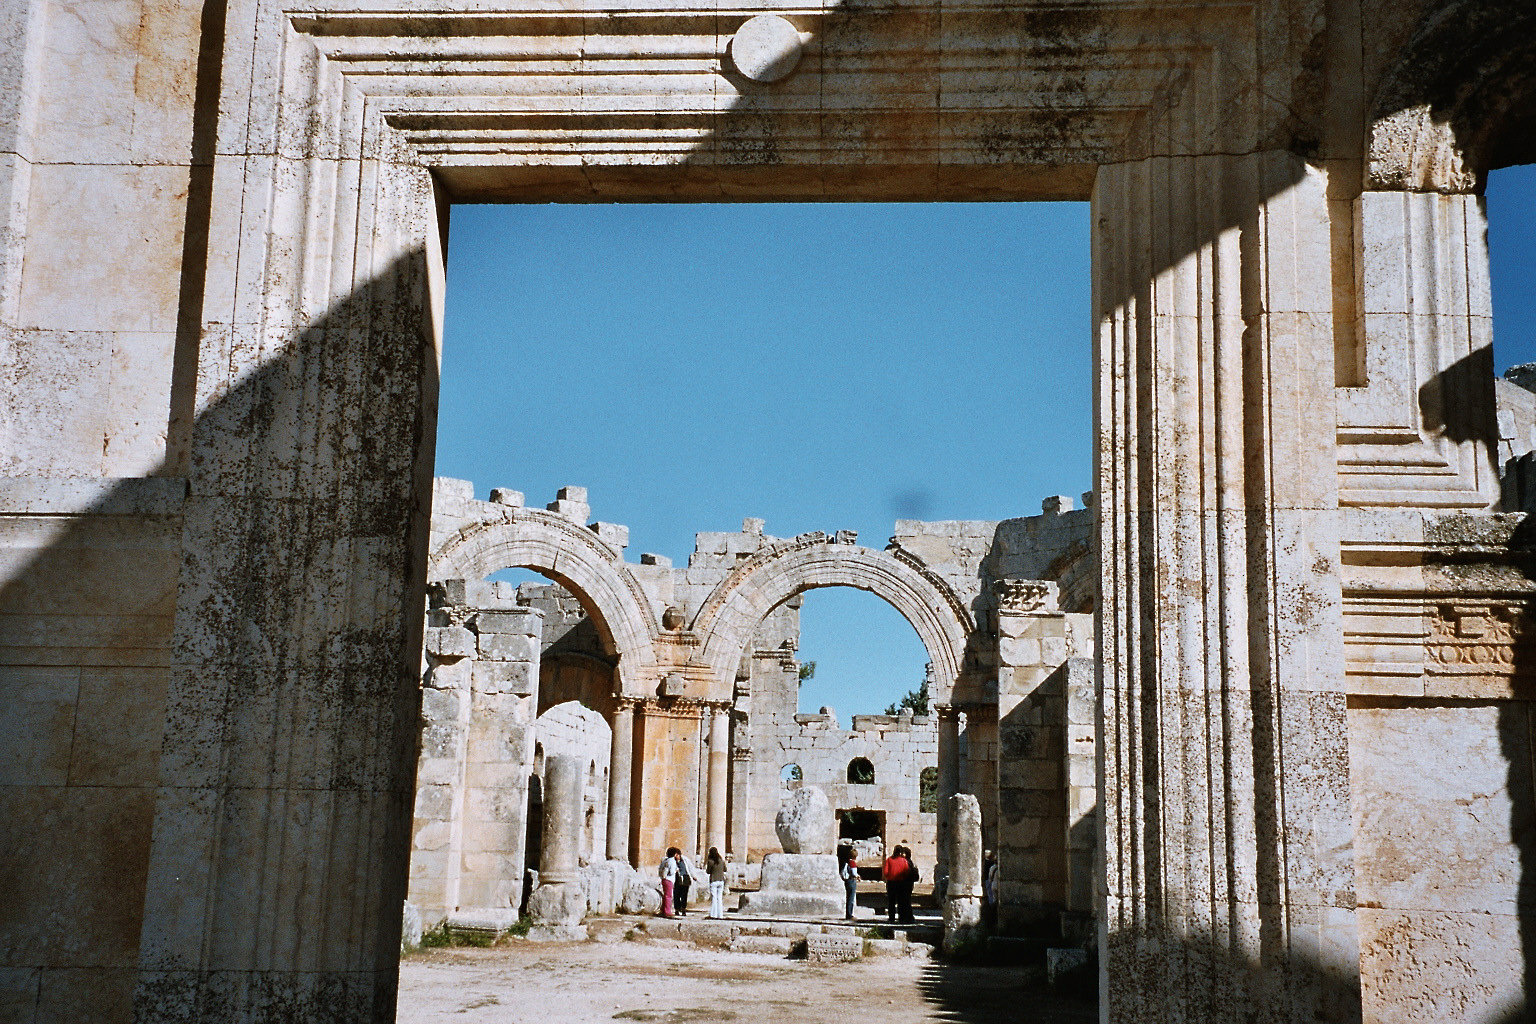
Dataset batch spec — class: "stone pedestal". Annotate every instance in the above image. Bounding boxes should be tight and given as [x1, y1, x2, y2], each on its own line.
[736, 853, 844, 917]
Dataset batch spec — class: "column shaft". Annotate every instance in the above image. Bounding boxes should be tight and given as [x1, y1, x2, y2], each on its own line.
[606, 702, 635, 863]
[706, 707, 729, 854]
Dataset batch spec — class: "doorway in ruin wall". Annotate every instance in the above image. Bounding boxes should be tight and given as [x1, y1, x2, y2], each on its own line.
[127, 3, 1536, 1022]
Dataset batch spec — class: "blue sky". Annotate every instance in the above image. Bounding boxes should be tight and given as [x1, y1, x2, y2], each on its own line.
[442, 165, 1536, 715]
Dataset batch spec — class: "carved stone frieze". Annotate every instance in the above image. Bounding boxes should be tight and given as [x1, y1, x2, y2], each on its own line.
[994, 578, 1057, 615]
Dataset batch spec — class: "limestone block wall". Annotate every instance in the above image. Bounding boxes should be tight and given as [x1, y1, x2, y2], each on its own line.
[994, 581, 1094, 931]
[890, 497, 1096, 618]
[1350, 701, 1530, 1021]
[739, 648, 940, 869]
[0, 480, 184, 1016]
[409, 583, 542, 924]
[0, 0, 206, 1009]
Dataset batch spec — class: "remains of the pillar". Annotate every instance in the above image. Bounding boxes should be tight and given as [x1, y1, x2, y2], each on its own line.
[527, 754, 588, 931]
[737, 786, 844, 917]
[943, 793, 984, 953]
[409, 582, 542, 927]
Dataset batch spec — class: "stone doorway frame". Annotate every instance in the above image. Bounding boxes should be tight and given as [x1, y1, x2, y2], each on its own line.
[145, 2, 1505, 1021]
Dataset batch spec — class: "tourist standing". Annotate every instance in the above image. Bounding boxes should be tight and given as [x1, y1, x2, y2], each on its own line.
[674, 849, 695, 916]
[659, 847, 679, 918]
[706, 847, 728, 919]
[839, 845, 860, 920]
[883, 845, 918, 924]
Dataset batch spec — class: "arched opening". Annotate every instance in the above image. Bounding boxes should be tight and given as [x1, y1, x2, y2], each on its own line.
[794, 586, 931, 718]
[847, 758, 875, 785]
[780, 763, 803, 788]
[486, 566, 619, 719]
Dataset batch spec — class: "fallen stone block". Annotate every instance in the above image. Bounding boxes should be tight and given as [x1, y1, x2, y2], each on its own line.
[526, 924, 588, 942]
[864, 938, 908, 957]
[805, 933, 863, 963]
[727, 935, 794, 955]
[1046, 947, 1091, 987]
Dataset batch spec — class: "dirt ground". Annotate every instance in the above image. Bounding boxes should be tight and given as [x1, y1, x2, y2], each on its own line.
[396, 940, 1096, 1024]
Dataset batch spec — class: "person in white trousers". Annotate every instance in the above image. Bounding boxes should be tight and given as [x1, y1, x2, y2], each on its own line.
[705, 847, 728, 919]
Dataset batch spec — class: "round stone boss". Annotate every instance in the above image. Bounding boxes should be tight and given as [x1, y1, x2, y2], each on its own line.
[729, 14, 804, 83]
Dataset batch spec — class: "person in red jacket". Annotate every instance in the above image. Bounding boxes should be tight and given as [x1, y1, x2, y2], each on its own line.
[882, 844, 918, 924]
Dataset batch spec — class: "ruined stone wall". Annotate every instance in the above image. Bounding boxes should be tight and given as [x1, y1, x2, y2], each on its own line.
[737, 645, 940, 868]
[410, 582, 543, 926]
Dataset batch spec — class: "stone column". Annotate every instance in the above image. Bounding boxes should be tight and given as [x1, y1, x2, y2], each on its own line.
[528, 754, 587, 930]
[943, 793, 984, 953]
[539, 754, 582, 885]
[706, 704, 729, 855]
[934, 704, 961, 882]
[606, 700, 635, 863]
[1095, 152, 1358, 1020]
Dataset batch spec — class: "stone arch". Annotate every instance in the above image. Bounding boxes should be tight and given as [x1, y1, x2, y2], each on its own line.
[691, 537, 974, 703]
[430, 507, 660, 695]
[1367, 0, 1536, 190]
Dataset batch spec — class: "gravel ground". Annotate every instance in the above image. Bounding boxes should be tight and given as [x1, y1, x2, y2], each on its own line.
[396, 940, 1096, 1024]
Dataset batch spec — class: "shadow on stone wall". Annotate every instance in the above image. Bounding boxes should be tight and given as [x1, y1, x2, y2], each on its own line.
[0, 238, 439, 1023]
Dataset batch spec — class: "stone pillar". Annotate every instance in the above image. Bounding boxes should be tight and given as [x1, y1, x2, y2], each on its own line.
[1095, 152, 1358, 1021]
[993, 579, 1070, 931]
[706, 704, 729, 855]
[527, 754, 587, 931]
[539, 754, 582, 885]
[459, 603, 542, 910]
[943, 793, 984, 954]
[407, 612, 477, 924]
[606, 700, 635, 863]
[934, 704, 961, 882]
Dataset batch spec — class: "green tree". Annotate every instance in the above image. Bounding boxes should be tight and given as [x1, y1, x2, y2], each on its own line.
[797, 660, 816, 686]
[883, 667, 931, 716]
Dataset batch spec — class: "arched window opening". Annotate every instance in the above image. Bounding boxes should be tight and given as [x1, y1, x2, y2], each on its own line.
[780, 763, 803, 788]
[919, 767, 939, 814]
[848, 757, 875, 785]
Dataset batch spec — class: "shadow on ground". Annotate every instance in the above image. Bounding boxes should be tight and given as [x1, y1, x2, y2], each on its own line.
[915, 961, 1094, 1024]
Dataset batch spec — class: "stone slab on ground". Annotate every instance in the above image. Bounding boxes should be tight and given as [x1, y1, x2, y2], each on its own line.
[728, 934, 795, 955]
[865, 938, 909, 957]
[444, 909, 519, 941]
[805, 933, 863, 962]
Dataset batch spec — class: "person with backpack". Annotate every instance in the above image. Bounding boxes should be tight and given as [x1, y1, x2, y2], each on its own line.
[838, 844, 860, 920]
[674, 848, 695, 916]
[882, 844, 918, 924]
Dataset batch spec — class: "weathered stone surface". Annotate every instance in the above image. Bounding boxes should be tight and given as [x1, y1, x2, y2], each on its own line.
[729, 15, 802, 83]
[727, 935, 794, 956]
[10, 5, 1536, 1021]
[775, 786, 835, 855]
[805, 933, 863, 962]
[620, 880, 663, 916]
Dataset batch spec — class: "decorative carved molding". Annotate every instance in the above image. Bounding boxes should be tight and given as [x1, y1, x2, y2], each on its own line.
[994, 578, 1057, 615]
[1427, 602, 1536, 673]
